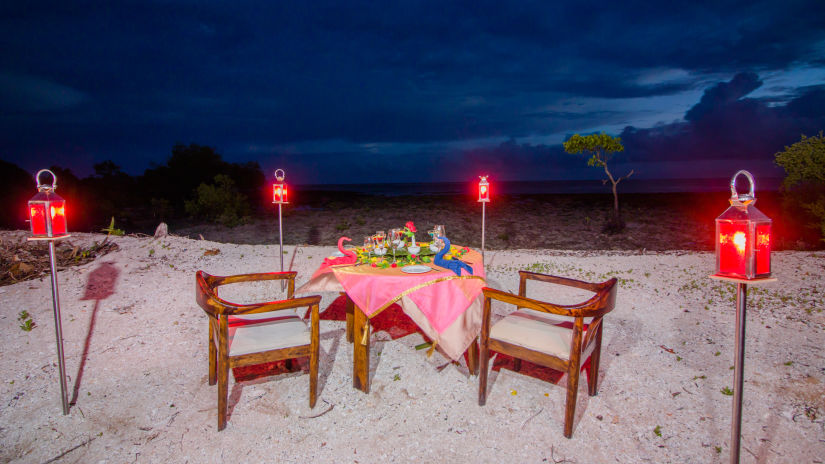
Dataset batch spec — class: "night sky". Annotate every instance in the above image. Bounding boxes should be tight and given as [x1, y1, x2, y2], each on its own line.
[2, 1, 824, 185]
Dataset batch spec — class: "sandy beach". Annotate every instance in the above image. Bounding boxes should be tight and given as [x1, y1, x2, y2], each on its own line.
[1, 226, 823, 463]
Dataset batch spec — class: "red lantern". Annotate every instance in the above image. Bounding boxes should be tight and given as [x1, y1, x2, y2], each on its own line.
[272, 168, 289, 204]
[715, 170, 771, 280]
[28, 169, 68, 239]
[478, 175, 490, 203]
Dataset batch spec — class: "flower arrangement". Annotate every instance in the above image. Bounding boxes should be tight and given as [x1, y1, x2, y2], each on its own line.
[351, 221, 470, 268]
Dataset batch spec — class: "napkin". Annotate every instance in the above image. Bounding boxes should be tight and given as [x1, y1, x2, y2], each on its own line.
[433, 236, 473, 276]
[321, 236, 358, 267]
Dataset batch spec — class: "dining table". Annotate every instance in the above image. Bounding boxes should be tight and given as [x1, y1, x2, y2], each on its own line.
[295, 244, 486, 393]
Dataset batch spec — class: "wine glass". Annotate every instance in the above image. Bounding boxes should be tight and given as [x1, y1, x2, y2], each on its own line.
[374, 230, 386, 253]
[363, 236, 373, 260]
[431, 225, 446, 252]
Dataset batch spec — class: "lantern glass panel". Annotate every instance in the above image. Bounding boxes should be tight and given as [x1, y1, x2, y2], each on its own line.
[755, 223, 771, 275]
[50, 200, 67, 235]
[30, 203, 47, 236]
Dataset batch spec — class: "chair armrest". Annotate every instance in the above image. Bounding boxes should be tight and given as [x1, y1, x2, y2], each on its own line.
[224, 295, 322, 316]
[482, 287, 575, 317]
[518, 271, 603, 293]
[211, 271, 297, 287]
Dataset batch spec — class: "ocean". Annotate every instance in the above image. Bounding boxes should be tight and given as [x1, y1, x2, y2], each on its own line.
[297, 177, 784, 196]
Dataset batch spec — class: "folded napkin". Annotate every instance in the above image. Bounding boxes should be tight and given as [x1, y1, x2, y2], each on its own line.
[321, 236, 358, 268]
[433, 236, 473, 276]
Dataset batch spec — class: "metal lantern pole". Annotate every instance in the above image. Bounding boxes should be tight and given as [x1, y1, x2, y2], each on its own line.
[478, 175, 490, 261]
[48, 239, 70, 415]
[278, 202, 284, 273]
[731, 281, 747, 464]
[28, 169, 71, 415]
[711, 170, 775, 464]
[273, 169, 289, 290]
[481, 201, 486, 257]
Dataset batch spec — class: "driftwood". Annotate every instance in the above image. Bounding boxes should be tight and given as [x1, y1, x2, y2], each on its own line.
[0, 236, 119, 286]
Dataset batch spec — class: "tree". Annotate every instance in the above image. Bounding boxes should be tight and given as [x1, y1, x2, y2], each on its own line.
[563, 133, 633, 232]
[775, 131, 825, 242]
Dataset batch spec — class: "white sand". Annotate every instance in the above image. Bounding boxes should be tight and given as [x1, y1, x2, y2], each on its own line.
[1, 232, 823, 463]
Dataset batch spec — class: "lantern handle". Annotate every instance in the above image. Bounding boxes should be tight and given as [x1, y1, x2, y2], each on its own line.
[274, 169, 285, 182]
[730, 170, 755, 202]
[35, 169, 58, 191]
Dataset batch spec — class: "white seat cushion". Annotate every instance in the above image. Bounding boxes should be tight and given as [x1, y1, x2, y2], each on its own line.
[227, 313, 310, 357]
[490, 309, 587, 360]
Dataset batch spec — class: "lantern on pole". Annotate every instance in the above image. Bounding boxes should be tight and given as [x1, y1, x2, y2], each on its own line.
[478, 175, 490, 259]
[715, 170, 771, 279]
[272, 169, 289, 287]
[27, 169, 71, 415]
[710, 170, 776, 464]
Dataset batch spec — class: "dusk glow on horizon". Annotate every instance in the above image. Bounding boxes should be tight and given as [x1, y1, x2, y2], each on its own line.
[1, 1, 824, 185]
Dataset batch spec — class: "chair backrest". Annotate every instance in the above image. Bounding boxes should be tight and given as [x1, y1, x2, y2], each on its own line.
[195, 270, 315, 318]
[574, 277, 617, 319]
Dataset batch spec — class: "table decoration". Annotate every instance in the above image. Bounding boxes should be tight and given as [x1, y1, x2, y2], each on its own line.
[434, 236, 473, 276]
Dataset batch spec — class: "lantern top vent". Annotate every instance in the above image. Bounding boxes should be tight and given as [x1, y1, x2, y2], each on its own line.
[36, 169, 58, 193]
[729, 170, 756, 208]
[275, 169, 285, 182]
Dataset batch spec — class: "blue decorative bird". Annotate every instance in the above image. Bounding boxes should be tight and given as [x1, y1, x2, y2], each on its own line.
[434, 236, 473, 276]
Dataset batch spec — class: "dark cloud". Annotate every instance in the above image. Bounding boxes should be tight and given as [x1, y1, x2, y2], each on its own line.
[620, 73, 825, 179]
[1, 1, 824, 180]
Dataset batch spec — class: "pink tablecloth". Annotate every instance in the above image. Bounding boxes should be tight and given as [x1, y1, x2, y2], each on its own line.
[296, 248, 486, 360]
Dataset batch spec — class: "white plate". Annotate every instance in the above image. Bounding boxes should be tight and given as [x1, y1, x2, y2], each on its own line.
[401, 265, 432, 274]
[329, 251, 345, 257]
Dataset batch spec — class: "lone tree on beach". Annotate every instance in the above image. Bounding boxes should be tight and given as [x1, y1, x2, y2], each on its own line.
[563, 132, 633, 232]
[775, 131, 825, 242]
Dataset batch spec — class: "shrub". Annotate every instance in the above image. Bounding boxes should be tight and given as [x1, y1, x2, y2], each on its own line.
[775, 132, 825, 242]
[184, 174, 251, 227]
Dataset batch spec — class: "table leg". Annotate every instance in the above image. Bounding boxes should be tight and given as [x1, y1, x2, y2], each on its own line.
[467, 336, 479, 376]
[352, 304, 370, 393]
[344, 293, 354, 343]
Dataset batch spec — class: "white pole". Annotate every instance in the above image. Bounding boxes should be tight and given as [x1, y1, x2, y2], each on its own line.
[481, 202, 486, 261]
[278, 203, 285, 291]
[48, 241, 69, 415]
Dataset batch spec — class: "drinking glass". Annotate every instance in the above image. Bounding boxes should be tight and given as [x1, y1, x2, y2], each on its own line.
[363, 236, 373, 259]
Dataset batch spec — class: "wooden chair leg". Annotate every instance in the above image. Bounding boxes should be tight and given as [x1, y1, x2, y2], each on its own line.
[208, 318, 217, 386]
[587, 326, 603, 396]
[478, 338, 490, 405]
[345, 294, 354, 343]
[513, 358, 522, 372]
[309, 305, 319, 409]
[467, 337, 479, 376]
[217, 318, 229, 431]
[217, 351, 228, 431]
[563, 362, 580, 439]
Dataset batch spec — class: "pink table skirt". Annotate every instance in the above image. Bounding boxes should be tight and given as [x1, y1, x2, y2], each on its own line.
[296, 248, 486, 360]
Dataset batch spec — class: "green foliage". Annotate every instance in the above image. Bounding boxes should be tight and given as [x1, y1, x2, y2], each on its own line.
[18, 311, 35, 332]
[563, 133, 625, 168]
[775, 132, 825, 241]
[184, 174, 251, 227]
[101, 217, 125, 236]
[653, 425, 662, 437]
[720, 387, 734, 396]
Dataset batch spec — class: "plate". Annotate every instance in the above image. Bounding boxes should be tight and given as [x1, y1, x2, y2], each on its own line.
[329, 251, 345, 257]
[401, 265, 432, 274]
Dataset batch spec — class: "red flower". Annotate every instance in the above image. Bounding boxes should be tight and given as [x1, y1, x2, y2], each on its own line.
[391, 262, 397, 268]
[405, 221, 417, 233]
[371, 263, 377, 268]
[411, 254, 417, 259]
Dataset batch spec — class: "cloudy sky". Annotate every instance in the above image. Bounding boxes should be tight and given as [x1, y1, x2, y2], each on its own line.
[1, 1, 824, 185]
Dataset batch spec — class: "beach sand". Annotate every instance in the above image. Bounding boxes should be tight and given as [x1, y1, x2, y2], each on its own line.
[0, 226, 823, 463]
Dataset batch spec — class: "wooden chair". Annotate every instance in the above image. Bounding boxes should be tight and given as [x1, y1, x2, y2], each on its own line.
[195, 270, 322, 431]
[478, 272, 618, 438]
